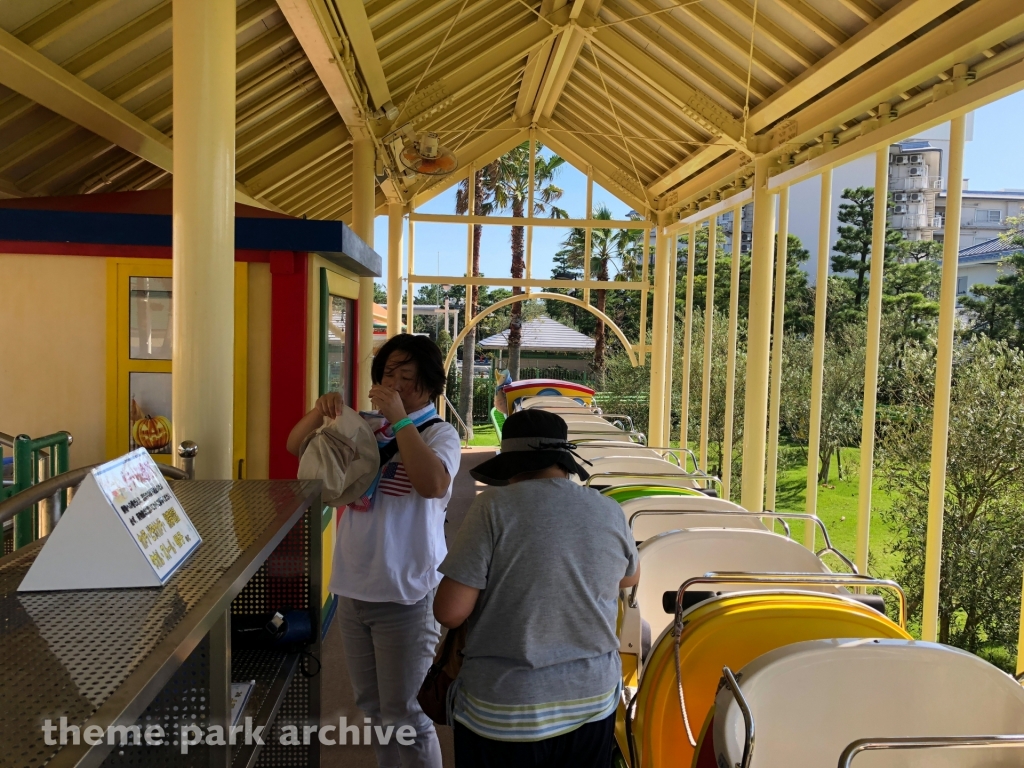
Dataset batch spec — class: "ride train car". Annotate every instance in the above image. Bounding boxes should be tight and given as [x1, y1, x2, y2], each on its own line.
[519, 381, 1024, 768]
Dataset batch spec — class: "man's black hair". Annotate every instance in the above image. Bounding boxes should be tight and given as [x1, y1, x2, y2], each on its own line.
[371, 334, 447, 399]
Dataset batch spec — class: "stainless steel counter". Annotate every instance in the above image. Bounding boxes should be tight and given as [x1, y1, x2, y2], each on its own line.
[0, 480, 322, 768]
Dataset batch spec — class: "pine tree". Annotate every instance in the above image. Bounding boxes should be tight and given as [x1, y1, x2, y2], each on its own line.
[830, 186, 902, 324]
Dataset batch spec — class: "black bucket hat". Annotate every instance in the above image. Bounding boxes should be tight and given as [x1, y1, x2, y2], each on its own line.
[470, 410, 592, 486]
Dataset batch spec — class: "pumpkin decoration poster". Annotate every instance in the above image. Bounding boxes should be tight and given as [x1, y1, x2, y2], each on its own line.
[129, 371, 172, 454]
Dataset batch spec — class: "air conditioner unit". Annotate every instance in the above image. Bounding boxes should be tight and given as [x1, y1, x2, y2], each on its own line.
[909, 192, 924, 202]
[893, 192, 908, 202]
[893, 204, 908, 214]
[909, 154, 924, 163]
[741, 232, 752, 242]
[908, 166, 924, 176]
[894, 156, 908, 165]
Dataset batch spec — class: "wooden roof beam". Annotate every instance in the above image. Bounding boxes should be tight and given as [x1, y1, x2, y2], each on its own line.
[399, 5, 571, 129]
[648, 141, 735, 200]
[587, 24, 744, 145]
[0, 24, 273, 209]
[530, 0, 601, 124]
[334, 0, 392, 112]
[747, 0, 964, 137]
[758, 0, 1024, 151]
[514, 0, 562, 121]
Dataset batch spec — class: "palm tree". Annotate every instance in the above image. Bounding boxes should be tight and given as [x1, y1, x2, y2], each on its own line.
[454, 168, 493, 434]
[557, 207, 647, 386]
[483, 142, 567, 378]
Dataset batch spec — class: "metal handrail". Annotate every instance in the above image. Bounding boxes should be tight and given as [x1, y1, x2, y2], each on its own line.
[567, 429, 647, 445]
[586, 469, 722, 495]
[721, 667, 755, 768]
[840, 736, 1024, 767]
[442, 395, 471, 447]
[0, 430, 73, 456]
[672, 572, 908, 631]
[571, 440, 693, 469]
[626, 510, 858, 575]
[0, 443, 195, 532]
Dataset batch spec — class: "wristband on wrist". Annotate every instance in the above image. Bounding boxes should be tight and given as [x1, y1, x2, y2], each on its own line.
[392, 417, 414, 434]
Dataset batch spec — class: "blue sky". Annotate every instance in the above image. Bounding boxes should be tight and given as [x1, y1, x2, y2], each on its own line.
[372, 90, 1024, 294]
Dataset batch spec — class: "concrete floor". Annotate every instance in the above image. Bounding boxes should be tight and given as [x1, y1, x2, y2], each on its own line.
[319, 447, 496, 767]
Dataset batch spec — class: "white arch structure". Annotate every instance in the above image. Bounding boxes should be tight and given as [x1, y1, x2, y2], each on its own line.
[441, 292, 639, 380]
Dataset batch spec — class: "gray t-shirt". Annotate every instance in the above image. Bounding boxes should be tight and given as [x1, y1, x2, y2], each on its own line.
[439, 477, 639, 705]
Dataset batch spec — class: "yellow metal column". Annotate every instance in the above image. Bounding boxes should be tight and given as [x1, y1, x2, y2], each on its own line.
[678, 224, 696, 457]
[741, 156, 777, 513]
[526, 131, 535, 297]
[647, 215, 672, 445]
[387, 202, 403, 338]
[172, 0, 235, 480]
[722, 205, 743, 500]
[765, 187, 790, 510]
[699, 216, 717, 471]
[639, 225, 651, 361]
[352, 137, 376, 408]
[583, 167, 593, 306]
[924, 115, 966, 643]
[805, 168, 833, 549]
[854, 147, 891, 574]
[662, 231, 678, 443]
[406, 215, 415, 332]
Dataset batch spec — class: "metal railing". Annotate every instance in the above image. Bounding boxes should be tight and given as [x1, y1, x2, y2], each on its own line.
[1, 432, 72, 548]
[888, 175, 942, 191]
[0, 442, 197, 546]
[840, 736, 1024, 767]
[442, 395, 472, 447]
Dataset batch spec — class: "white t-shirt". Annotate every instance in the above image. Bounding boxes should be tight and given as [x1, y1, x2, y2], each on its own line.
[330, 415, 462, 604]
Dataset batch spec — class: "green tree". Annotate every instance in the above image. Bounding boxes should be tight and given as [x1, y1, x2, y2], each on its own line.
[373, 282, 387, 304]
[455, 168, 490, 436]
[678, 312, 747, 482]
[483, 143, 567, 378]
[881, 238, 941, 378]
[960, 221, 1024, 347]
[879, 337, 1024, 666]
[780, 324, 866, 483]
[679, 227, 812, 336]
[831, 187, 902, 323]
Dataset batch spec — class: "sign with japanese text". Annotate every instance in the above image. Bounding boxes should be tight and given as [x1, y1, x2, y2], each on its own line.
[92, 449, 201, 582]
[20, 449, 202, 592]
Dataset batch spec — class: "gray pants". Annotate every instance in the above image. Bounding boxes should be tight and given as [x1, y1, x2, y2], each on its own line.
[335, 590, 443, 768]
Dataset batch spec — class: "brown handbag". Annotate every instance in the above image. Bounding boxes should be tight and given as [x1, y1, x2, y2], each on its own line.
[417, 623, 467, 725]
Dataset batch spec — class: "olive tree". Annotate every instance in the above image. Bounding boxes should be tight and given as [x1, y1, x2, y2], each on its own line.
[878, 336, 1024, 666]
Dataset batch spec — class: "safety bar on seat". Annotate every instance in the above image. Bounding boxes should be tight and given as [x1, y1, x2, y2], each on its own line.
[839, 736, 1024, 768]
[627, 509, 857, 574]
[586, 470, 721, 495]
[671, 572, 907, 632]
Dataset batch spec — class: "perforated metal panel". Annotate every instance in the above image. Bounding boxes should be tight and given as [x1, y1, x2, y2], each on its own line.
[99, 637, 211, 768]
[0, 480, 319, 768]
[256, 672, 311, 768]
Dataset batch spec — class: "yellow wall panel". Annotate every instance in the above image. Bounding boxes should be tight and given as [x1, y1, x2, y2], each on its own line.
[0, 254, 107, 467]
[246, 262, 272, 479]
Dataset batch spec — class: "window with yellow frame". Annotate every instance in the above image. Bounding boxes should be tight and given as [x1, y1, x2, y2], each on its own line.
[106, 258, 248, 475]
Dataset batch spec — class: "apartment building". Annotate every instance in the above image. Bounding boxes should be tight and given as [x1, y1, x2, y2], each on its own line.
[888, 141, 944, 242]
[936, 189, 1024, 249]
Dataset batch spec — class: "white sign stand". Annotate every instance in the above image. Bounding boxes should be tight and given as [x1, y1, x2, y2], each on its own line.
[19, 449, 201, 591]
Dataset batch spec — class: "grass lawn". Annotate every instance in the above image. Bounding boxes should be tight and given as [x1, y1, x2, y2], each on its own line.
[468, 423, 500, 447]
[768, 446, 898, 578]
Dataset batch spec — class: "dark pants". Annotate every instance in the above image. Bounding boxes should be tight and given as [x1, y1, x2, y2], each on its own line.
[454, 713, 615, 768]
